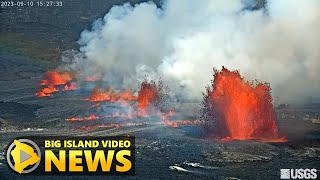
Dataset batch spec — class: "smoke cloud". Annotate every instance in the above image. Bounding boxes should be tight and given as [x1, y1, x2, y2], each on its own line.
[63, 0, 320, 103]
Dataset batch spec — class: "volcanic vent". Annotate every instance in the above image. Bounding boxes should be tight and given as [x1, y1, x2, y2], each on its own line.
[35, 66, 286, 142]
[200, 67, 284, 141]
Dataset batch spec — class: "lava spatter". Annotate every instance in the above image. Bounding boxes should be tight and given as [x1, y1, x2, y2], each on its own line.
[200, 66, 284, 141]
[137, 80, 159, 116]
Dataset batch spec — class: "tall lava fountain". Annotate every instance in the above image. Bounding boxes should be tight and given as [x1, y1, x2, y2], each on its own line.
[200, 67, 283, 141]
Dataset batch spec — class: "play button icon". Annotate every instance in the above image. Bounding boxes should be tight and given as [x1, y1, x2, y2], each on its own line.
[20, 150, 32, 163]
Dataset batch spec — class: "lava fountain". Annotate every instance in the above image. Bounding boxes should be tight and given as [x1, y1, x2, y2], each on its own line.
[137, 80, 159, 114]
[200, 67, 284, 141]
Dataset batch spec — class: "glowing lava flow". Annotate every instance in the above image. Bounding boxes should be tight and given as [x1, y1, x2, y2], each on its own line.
[65, 110, 176, 125]
[36, 86, 58, 97]
[160, 115, 177, 127]
[58, 78, 177, 127]
[40, 71, 73, 86]
[65, 113, 131, 121]
[36, 71, 77, 97]
[86, 87, 137, 104]
[63, 82, 78, 91]
[203, 67, 284, 141]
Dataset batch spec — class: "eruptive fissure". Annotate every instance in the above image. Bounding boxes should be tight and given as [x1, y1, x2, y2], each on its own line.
[37, 75, 179, 127]
[36, 66, 286, 141]
[86, 87, 137, 105]
[200, 67, 285, 141]
[36, 71, 77, 97]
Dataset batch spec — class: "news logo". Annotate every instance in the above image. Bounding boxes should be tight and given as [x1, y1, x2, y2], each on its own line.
[6, 136, 135, 175]
[6, 139, 41, 174]
[280, 169, 317, 179]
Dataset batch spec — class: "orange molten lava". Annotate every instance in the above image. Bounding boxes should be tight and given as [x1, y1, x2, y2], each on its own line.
[36, 70, 75, 97]
[67, 80, 177, 127]
[86, 87, 112, 101]
[65, 114, 99, 121]
[36, 86, 58, 97]
[137, 81, 159, 115]
[161, 115, 177, 127]
[206, 67, 282, 141]
[85, 114, 99, 120]
[40, 71, 73, 86]
[36, 92, 51, 97]
[86, 87, 137, 104]
[63, 82, 78, 91]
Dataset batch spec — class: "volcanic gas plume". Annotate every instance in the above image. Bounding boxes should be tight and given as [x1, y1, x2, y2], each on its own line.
[200, 67, 284, 141]
[60, 0, 319, 103]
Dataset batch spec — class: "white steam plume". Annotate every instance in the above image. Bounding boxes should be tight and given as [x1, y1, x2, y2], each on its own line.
[65, 0, 320, 103]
